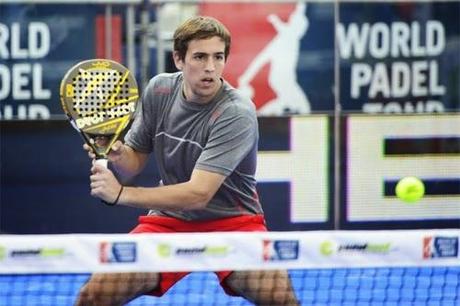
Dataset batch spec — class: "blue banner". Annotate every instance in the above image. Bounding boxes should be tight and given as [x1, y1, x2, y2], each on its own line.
[0, 5, 97, 119]
[338, 1, 460, 113]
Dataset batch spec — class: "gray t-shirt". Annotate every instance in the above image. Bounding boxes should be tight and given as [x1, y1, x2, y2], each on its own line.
[125, 72, 264, 221]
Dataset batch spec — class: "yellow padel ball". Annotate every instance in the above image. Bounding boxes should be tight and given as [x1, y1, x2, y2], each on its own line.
[395, 177, 425, 203]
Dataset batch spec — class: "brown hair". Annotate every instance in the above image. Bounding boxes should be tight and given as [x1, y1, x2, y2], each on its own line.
[173, 16, 231, 61]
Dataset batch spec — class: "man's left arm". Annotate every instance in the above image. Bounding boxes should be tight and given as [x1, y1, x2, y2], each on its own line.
[90, 165, 225, 210]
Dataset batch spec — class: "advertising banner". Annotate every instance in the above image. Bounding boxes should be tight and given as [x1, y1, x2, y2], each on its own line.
[200, 2, 335, 115]
[338, 1, 460, 113]
[201, 1, 459, 115]
[0, 5, 110, 119]
[1, 230, 458, 274]
[1, 2, 459, 118]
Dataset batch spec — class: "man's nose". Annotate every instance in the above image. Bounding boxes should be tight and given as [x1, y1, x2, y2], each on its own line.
[204, 58, 216, 71]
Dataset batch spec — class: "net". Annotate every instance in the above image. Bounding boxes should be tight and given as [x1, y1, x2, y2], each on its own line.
[0, 230, 459, 306]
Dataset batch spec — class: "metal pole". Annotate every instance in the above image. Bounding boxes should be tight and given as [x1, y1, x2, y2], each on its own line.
[333, 0, 341, 230]
[126, 4, 136, 75]
[140, 0, 150, 88]
[156, 3, 166, 74]
[105, 4, 112, 59]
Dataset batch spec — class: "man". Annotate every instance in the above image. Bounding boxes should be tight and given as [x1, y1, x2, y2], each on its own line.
[76, 16, 298, 306]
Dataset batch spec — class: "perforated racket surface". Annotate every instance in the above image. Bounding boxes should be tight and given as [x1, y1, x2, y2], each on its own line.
[60, 59, 138, 159]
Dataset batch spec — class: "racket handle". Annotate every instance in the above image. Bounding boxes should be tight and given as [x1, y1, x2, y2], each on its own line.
[95, 158, 108, 168]
[94, 158, 112, 206]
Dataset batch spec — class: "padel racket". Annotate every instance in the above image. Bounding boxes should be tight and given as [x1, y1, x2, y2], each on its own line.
[60, 59, 139, 167]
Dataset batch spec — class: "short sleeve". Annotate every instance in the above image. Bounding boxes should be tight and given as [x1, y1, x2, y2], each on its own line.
[124, 79, 156, 153]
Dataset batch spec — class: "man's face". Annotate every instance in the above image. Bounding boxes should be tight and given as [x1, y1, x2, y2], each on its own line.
[174, 36, 226, 103]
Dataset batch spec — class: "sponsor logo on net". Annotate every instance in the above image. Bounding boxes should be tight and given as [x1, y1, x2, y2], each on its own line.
[0, 246, 5, 261]
[320, 241, 393, 256]
[2, 247, 68, 260]
[263, 240, 299, 261]
[100, 241, 137, 263]
[157, 243, 232, 258]
[423, 236, 459, 259]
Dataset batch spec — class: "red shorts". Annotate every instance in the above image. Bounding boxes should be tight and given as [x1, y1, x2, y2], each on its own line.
[130, 214, 267, 296]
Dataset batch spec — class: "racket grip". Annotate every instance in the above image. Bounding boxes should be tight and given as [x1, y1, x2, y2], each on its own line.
[95, 158, 108, 168]
[94, 158, 111, 206]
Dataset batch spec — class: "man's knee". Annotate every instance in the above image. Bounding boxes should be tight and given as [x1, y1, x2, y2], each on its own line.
[225, 270, 298, 306]
[75, 283, 104, 306]
[74, 272, 159, 306]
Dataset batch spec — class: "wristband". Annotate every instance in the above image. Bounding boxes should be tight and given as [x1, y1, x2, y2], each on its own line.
[104, 185, 124, 206]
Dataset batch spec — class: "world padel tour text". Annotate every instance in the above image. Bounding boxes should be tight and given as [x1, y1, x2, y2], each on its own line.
[337, 20, 447, 114]
[0, 22, 51, 119]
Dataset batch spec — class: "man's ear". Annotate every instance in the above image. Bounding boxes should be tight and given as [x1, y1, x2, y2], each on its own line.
[173, 51, 183, 71]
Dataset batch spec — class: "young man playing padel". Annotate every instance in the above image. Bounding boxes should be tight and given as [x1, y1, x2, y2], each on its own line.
[76, 16, 299, 306]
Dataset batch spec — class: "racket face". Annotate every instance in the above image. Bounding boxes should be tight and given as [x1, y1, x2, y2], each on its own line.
[59, 59, 139, 157]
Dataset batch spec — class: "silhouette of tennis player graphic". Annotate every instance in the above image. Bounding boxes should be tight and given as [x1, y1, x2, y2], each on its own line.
[238, 3, 310, 115]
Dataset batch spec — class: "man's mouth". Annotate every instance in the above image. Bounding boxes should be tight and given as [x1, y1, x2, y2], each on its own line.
[201, 77, 214, 85]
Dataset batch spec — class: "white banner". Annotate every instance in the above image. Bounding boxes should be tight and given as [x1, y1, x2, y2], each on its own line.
[0, 230, 458, 274]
